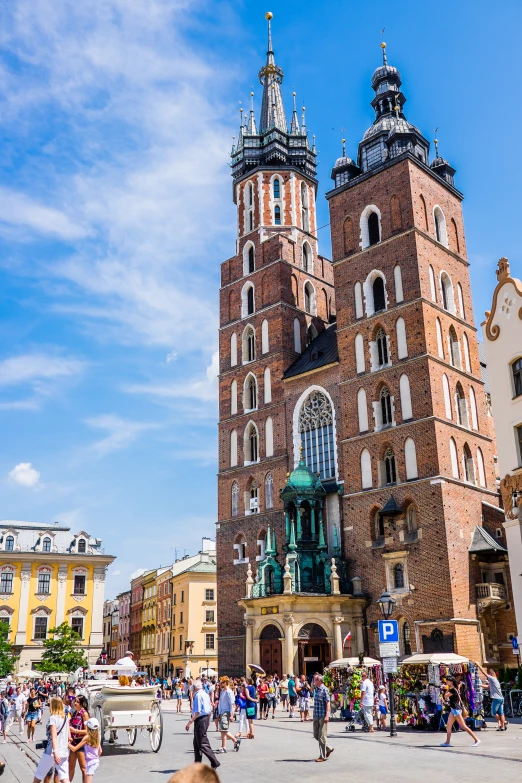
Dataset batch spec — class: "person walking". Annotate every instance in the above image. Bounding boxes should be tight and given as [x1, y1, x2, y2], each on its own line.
[267, 677, 278, 719]
[25, 688, 41, 742]
[297, 675, 311, 722]
[377, 685, 388, 730]
[0, 692, 8, 743]
[215, 678, 236, 754]
[175, 680, 183, 713]
[312, 674, 333, 763]
[13, 686, 27, 735]
[69, 695, 89, 782]
[477, 665, 506, 731]
[185, 679, 220, 771]
[33, 696, 71, 783]
[68, 717, 102, 783]
[287, 674, 297, 718]
[440, 680, 481, 748]
[257, 678, 269, 720]
[360, 671, 375, 732]
[279, 675, 289, 712]
[245, 678, 258, 739]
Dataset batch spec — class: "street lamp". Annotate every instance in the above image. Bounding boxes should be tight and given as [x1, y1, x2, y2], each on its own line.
[206, 659, 210, 678]
[377, 589, 398, 738]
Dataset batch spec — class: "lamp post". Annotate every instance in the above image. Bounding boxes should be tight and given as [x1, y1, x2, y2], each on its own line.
[206, 659, 210, 678]
[377, 590, 398, 738]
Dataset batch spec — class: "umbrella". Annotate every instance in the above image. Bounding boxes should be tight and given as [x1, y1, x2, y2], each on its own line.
[15, 668, 43, 679]
[400, 653, 469, 665]
[247, 664, 266, 675]
[329, 657, 381, 668]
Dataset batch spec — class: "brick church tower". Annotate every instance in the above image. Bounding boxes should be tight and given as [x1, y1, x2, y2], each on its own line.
[326, 43, 510, 661]
[216, 14, 336, 672]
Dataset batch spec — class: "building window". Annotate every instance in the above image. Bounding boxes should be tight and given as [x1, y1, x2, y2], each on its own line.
[516, 425, 522, 465]
[37, 573, 51, 594]
[206, 610, 215, 623]
[265, 473, 274, 509]
[247, 286, 254, 315]
[244, 374, 257, 411]
[248, 484, 259, 514]
[205, 633, 215, 650]
[456, 383, 469, 428]
[380, 387, 393, 427]
[440, 272, 454, 313]
[274, 205, 281, 225]
[71, 617, 84, 639]
[77, 538, 86, 553]
[0, 573, 13, 594]
[374, 511, 384, 540]
[301, 182, 309, 232]
[34, 616, 48, 640]
[234, 535, 247, 563]
[405, 505, 417, 534]
[512, 359, 522, 398]
[180, 612, 183, 625]
[403, 622, 412, 655]
[298, 390, 336, 481]
[434, 206, 448, 246]
[449, 327, 461, 368]
[5, 536, 14, 552]
[42, 537, 51, 552]
[376, 328, 389, 367]
[384, 448, 397, 485]
[304, 282, 315, 315]
[463, 443, 475, 484]
[179, 635, 183, 651]
[231, 482, 239, 517]
[248, 245, 255, 274]
[273, 178, 280, 199]
[368, 211, 380, 245]
[205, 589, 215, 601]
[373, 277, 386, 312]
[74, 574, 86, 595]
[245, 423, 258, 463]
[393, 563, 405, 589]
[243, 325, 255, 363]
[181, 590, 184, 603]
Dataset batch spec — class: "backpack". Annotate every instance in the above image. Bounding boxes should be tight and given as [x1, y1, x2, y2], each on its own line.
[0, 700, 7, 718]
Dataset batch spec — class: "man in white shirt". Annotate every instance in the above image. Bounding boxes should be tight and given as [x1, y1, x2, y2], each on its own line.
[360, 671, 375, 732]
[13, 687, 27, 734]
[115, 650, 137, 669]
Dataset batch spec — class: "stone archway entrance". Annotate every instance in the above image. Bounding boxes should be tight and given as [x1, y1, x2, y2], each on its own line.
[260, 624, 282, 676]
[297, 623, 331, 675]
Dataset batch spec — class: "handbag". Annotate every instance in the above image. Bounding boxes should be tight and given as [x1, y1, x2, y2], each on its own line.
[39, 716, 67, 754]
[246, 705, 256, 718]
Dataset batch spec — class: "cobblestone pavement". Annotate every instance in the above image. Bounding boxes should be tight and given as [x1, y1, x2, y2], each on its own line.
[1, 707, 521, 783]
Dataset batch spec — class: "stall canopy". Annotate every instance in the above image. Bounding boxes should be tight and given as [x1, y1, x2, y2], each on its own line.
[401, 653, 469, 665]
[329, 657, 381, 667]
[15, 669, 43, 678]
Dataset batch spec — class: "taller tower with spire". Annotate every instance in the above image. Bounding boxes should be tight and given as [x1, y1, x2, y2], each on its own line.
[216, 14, 337, 674]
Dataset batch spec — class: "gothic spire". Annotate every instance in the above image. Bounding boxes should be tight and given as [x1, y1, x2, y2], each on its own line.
[258, 12, 287, 133]
[247, 91, 257, 134]
[290, 92, 300, 135]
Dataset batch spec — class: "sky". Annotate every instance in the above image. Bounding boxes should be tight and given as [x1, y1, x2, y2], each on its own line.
[0, 0, 520, 598]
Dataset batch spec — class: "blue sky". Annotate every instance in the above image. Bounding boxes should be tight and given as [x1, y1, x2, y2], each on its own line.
[0, 0, 520, 598]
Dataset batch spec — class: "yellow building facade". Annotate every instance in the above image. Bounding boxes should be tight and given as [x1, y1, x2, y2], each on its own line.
[169, 547, 217, 678]
[140, 569, 157, 674]
[0, 520, 115, 672]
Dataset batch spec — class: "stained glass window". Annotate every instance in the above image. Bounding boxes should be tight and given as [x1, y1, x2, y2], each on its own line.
[298, 391, 336, 480]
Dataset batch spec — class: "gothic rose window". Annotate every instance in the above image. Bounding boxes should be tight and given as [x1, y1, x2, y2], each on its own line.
[298, 390, 335, 480]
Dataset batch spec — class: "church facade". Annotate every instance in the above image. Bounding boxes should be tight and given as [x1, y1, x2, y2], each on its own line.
[216, 15, 516, 676]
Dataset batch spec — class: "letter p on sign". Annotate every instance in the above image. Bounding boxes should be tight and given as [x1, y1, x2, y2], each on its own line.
[378, 619, 399, 643]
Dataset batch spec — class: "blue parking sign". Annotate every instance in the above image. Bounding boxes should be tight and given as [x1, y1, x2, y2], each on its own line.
[512, 636, 519, 652]
[378, 619, 399, 644]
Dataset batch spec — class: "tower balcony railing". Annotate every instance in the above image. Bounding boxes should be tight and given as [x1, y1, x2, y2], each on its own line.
[476, 582, 507, 602]
[250, 579, 353, 599]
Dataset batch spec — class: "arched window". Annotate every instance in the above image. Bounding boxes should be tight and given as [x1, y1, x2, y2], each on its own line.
[457, 283, 465, 319]
[78, 539, 86, 554]
[264, 367, 272, 403]
[301, 182, 309, 232]
[477, 448, 486, 487]
[449, 437, 459, 478]
[298, 390, 336, 480]
[343, 216, 354, 254]
[380, 386, 393, 427]
[396, 317, 408, 359]
[261, 319, 269, 354]
[404, 437, 418, 480]
[354, 282, 363, 318]
[241, 283, 255, 317]
[357, 388, 368, 433]
[456, 382, 469, 428]
[256, 529, 267, 560]
[469, 386, 478, 430]
[273, 178, 280, 199]
[230, 430, 238, 467]
[230, 333, 238, 367]
[383, 448, 397, 486]
[306, 323, 318, 345]
[449, 327, 461, 369]
[442, 374, 452, 419]
[248, 244, 254, 273]
[247, 286, 254, 315]
[463, 443, 475, 484]
[373, 277, 386, 312]
[231, 379, 237, 415]
[394, 563, 405, 589]
[355, 333, 365, 374]
[512, 358, 522, 397]
[368, 211, 380, 245]
[429, 265, 437, 301]
[402, 621, 412, 655]
[304, 282, 316, 315]
[5, 536, 13, 552]
[274, 205, 281, 225]
[244, 423, 259, 463]
[242, 325, 256, 364]
[234, 533, 247, 563]
[394, 264, 404, 303]
[462, 332, 471, 372]
[265, 474, 274, 509]
[419, 194, 429, 231]
[247, 481, 259, 515]
[434, 206, 448, 246]
[302, 243, 310, 272]
[400, 374, 412, 420]
[43, 537, 52, 552]
[436, 318, 444, 359]
[374, 509, 385, 539]
[440, 272, 455, 313]
[361, 448, 372, 489]
[451, 218, 460, 253]
[376, 328, 389, 367]
[244, 374, 257, 412]
[405, 505, 417, 533]
[293, 318, 301, 353]
[265, 417, 274, 457]
[231, 482, 239, 517]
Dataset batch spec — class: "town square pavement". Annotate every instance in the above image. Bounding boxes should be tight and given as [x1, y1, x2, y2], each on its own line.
[2, 705, 521, 783]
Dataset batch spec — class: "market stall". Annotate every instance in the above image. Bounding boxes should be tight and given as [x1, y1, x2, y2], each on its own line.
[394, 653, 483, 730]
[324, 657, 382, 722]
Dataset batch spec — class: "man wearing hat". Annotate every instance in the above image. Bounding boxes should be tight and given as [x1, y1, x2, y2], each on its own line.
[115, 650, 137, 669]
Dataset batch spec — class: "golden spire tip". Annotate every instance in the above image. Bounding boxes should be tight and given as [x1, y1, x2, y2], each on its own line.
[265, 11, 273, 20]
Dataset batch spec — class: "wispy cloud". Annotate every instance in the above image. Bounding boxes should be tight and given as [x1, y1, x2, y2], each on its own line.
[0, 187, 87, 241]
[85, 414, 159, 457]
[0, 353, 85, 387]
[124, 351, 219, 404]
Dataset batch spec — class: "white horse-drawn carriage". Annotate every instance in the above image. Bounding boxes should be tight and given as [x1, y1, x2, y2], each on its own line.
[84, 666, 163, 752]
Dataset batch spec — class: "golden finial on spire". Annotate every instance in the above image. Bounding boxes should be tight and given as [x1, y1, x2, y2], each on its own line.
[380, 29, 387, 65]
[265, 11, 273, 20]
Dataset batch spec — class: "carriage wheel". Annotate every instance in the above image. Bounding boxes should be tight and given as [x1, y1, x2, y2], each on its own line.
[95, 707, 105, 746]
[149, 703, 163, 752]
[127, 728, 137, 746]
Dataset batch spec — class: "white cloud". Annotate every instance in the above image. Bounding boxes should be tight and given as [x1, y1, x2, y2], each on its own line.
[0, 186, 87, 240]
[166, 351, 177, 364]
[85, 414, 159, 457]
[0, 353, 85, 387]
[123, 351, 219, 404]
[129, 568, 146, 581]
[9, 462, 41, 487]
[111, 570, 121, 577]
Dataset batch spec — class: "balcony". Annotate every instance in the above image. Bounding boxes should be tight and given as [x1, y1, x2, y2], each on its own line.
[476, 582, 507, 606]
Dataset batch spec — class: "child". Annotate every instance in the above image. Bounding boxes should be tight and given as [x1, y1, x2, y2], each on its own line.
[175, 681, 183, 713]
[69, 717, 102, 782]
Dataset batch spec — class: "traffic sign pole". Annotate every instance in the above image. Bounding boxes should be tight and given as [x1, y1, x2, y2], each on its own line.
[388, 672, 398, 737]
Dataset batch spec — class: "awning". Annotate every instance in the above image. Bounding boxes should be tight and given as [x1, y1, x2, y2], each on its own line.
[400, 652, 469, 665]
[329, 656, 381, 667]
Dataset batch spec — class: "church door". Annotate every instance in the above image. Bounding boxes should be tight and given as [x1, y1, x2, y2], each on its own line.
[259, 624, 283, 676]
